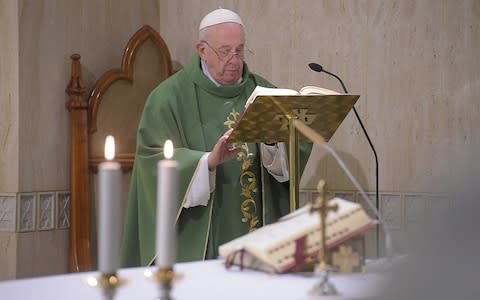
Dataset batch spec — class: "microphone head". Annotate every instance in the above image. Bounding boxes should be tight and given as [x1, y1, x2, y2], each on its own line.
[308, 62, 324, 73]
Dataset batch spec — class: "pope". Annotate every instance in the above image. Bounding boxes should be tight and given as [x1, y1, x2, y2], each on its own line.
[121, 8, 312, 267]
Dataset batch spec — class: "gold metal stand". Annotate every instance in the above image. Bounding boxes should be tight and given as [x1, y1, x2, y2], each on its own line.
[156, 268, 175, 300]
[288, 112, 300, 212]
[227, 93, 359, 213]
[145, 267, 182, 300]
[87, 273, 127, 300]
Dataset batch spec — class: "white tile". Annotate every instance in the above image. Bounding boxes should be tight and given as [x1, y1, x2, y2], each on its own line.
[358, 192, 380, 258]
[37, 192, 55, 230]
[404, 193, 427, 223]
[0, 195, 17, 232]
[298, 190, 310, 208]
[357, 192, 378, 219]
[380, 193, 403, 230]
[426, 194, 451, 222]
[56, 191, 71, 229]
[18, 193, 36, 232]
[363, 226, 379, 259]
[333, 191, 356, 202]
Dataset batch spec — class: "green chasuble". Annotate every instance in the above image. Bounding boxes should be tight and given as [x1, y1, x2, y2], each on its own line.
[121, 54, 312, 267]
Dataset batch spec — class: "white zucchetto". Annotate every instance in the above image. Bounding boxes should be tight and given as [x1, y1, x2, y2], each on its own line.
[199, 8, 244, 30]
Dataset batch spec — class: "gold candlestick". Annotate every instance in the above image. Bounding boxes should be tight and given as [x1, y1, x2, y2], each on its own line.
[309, 180, 339, 296]
[86, 273, 127, 300]
[155, 268, 175, 300]
[144, 266, 182, 300]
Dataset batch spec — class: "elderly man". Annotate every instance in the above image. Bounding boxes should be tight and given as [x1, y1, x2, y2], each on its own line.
[121, 8, 312, 267]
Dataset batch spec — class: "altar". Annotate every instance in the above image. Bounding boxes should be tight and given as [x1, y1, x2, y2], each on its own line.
[0, 259, 386, 300]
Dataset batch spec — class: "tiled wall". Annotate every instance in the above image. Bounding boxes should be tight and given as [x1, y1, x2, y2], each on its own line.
[0, 192, 70, 233]
[0, 192, 70, 280]
[299, 189, 451, 259]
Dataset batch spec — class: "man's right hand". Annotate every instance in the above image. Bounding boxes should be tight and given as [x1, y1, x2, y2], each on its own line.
[208, 128, 241, 171]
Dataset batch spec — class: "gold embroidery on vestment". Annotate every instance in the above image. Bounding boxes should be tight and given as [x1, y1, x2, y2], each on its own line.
[225, 109, 259, 232]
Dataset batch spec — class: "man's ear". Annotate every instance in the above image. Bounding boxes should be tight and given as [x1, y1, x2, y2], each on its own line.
[196, 41, 207, 60]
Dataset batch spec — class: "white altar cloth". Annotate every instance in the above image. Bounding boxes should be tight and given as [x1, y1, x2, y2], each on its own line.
[0, 259, 384, 300]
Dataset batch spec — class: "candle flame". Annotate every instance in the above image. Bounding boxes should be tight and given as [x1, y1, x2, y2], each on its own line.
[104, 135, 115, 160]
[164, 139, 174, 159]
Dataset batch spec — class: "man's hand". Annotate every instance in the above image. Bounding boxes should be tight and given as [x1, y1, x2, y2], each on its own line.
[208, 128, 241, 171]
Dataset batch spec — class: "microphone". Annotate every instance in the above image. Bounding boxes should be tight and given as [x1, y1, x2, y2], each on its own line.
[308, 62, 323, 72]
[308, 63, 349, 95]
[308, 62, 382, 258]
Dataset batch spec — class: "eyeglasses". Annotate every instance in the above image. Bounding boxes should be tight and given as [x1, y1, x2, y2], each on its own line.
[202, 41, 245, 60]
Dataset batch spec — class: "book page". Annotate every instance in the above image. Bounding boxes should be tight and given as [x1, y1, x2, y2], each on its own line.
[219, 206, 318, 269]
[299, 85, 340, 95]
[245, 85, 299, 109]
[219, 206, 317, 253]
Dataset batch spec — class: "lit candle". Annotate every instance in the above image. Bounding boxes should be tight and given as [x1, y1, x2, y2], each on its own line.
[156, 139, 178, 268]
[98, 135, 122, 275]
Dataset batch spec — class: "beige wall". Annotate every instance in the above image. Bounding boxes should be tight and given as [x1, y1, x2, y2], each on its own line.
[18, 0, 160, 192]
[1, 0, 479, 279]
[0, 0, 160, 280]
[160, 0, 479, 193]
[0, 0, 20, 193]
[159, 0, 480, 256]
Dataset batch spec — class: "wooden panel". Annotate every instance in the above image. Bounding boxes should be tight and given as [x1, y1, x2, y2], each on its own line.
[66, 25, 173, 272]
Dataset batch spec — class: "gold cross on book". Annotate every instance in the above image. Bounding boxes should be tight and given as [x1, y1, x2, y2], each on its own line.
[332, 245, 360, 273]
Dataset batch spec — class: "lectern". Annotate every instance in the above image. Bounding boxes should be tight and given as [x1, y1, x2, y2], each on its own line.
[228, 93, 360, 212]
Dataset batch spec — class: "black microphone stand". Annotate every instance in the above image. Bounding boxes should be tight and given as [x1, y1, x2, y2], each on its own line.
[309, 63, 380, 258]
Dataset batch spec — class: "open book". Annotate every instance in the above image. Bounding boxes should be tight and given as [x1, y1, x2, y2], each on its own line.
[228, 85, 357, 144]
[244, 85, 340, 109]
[218, 198, 376, 274]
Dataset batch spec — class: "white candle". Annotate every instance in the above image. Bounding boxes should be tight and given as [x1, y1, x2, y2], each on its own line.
[98, 135, 122, 275]
[156, 139, 178, 268]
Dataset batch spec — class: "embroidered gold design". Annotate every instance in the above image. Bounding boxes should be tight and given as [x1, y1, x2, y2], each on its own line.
[224, 109, 240, 128]
[225, 108, 259, 232]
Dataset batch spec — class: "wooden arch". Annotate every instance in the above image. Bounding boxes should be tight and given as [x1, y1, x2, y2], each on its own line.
[65, 25, 174, 272]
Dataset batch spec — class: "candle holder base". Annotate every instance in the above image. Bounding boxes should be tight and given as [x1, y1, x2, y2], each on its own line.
[309, 266, 339, 297]
[87, 273, 127, 300]
[150, 267, 182, 300]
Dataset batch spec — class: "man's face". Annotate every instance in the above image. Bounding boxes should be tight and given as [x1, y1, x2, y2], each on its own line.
[197, 23, 245, 85]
